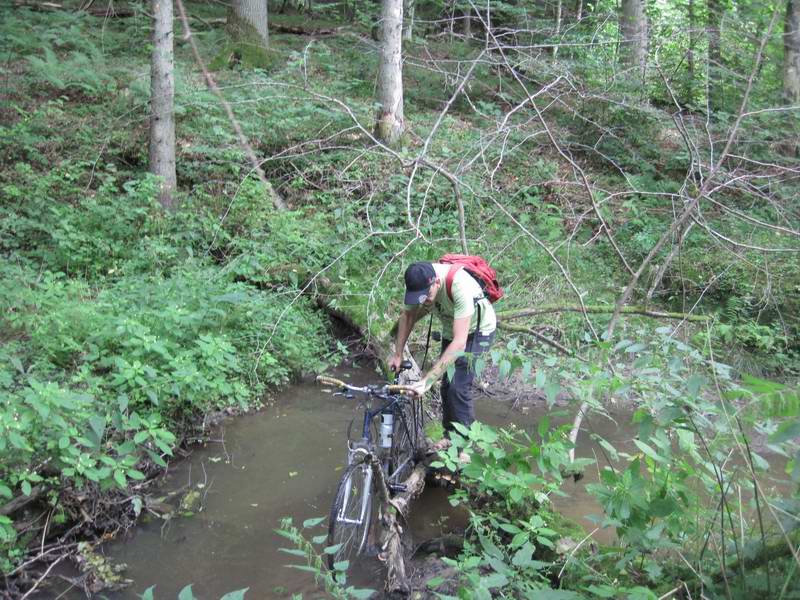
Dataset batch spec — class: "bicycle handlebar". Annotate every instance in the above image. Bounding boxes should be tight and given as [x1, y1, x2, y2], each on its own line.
[316, 375, 418, 397]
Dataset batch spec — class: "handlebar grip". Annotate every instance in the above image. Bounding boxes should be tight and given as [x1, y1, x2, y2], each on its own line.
[386, 384, 419, 396]
[317, 375, 347, 388]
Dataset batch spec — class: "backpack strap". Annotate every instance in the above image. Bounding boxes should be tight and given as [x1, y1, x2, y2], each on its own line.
[445, 264, 463, 302]
[446, 265, 483, 349]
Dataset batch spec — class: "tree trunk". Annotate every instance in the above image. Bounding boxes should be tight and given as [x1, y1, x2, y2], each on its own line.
[687, 0, 695, 100]
[575, 0, 582, 21]
[375, 0, 404, 145]
[786, 0, 800, 103]
[149, 0, 177, 210]
[553, 0, 562, 57]
[619, 0, 647, 80]
[402, 0, 414, 40]
[228, 0, 268, 48]
[707, 0, 722, 107]
[463, 7, 471, 38]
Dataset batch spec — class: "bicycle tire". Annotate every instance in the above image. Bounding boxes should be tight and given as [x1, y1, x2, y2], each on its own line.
[327, 459, 374, 570]
[389, 399, 417, 484]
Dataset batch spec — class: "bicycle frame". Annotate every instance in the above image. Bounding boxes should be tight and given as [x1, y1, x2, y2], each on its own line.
[350, 393, 415, 484]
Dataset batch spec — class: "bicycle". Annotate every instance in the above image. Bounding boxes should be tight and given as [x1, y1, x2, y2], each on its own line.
[317, 362, 423, 570]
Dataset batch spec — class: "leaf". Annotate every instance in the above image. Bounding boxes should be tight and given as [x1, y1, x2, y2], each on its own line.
[770, 420, 800, 444]
[21, 481, 32, 496]
[332, 560, 349, 571]
[178, 585, 196, 600]
[512, 542, 534, 568]
[537, 416, 550, 439]
[0, 484, 11, 499]
[545, 381, 560, 407]
[480, 572, 508, 589]
[279, 548, 307, 557]
[596, 437, 619, 462]
[634, 439, 668, 464]
[624, 343, 647, 354]
[302, 517, 325, 528]
[613, 339, 633, 352]
[219, 589, 248, 600]
[498, 523, 521, 534]
[347, 589, 376, 600]
[114, 469, 126, 487]
[323, 543, 343, 554]
[139, 586, 156, 600]
[10, 356, 24, 374]
[9, 431, 31, 451]
[686, 374, 705, 397]
[126, 469, 146, 480]
[533, 591, 583, 599]
[427, 576, 446, 588]
[586, 584, 618, 598]
[286, 565, 319, 574]
[146, 449, 167, 468]
[89, 415, 106, 441]
[648, 497, 677, 517]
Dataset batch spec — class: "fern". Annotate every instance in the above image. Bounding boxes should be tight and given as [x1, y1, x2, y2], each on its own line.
[26, 41, 115, 97]
[732, 375, 800, 418]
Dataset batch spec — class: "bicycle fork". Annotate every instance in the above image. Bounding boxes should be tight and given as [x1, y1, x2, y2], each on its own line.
[336, 462, 373, 529]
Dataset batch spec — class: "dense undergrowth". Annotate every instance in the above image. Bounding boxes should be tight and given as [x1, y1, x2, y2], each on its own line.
[1, 1, 799, 597]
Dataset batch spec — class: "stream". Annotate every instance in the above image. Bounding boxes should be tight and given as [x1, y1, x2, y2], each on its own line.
[56, 365, 636, 599]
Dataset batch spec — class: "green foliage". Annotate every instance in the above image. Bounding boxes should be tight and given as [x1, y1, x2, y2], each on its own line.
[27, 42, 116, 97]
[139, 584, 249, 600]
[427, 331, 800, 596]
[275, 517, 375, 599]
[435, 419, 583, 515]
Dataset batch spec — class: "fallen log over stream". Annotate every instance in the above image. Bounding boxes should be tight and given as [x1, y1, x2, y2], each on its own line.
[373, 459, 429, 596]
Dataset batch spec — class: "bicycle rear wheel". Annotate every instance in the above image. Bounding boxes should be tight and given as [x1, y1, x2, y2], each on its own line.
[327, 460, 374, 570]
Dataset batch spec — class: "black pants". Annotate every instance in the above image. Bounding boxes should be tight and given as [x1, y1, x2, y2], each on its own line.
[440, 331, 496, 433]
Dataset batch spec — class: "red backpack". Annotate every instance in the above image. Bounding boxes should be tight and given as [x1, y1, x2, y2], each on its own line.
[439, 254, 504, 303]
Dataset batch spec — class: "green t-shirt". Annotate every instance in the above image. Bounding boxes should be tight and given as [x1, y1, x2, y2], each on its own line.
[410, 263, 497, 340]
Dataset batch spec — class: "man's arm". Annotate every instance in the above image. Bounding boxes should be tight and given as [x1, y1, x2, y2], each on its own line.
[389, 306, 423, 370]
[414, 315, 470, 393]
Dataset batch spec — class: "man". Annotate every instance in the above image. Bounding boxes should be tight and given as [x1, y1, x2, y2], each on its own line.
[388, 261, 496, 438]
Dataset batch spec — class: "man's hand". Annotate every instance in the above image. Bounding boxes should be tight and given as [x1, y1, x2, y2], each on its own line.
[407, 379, 430, 398]
[388, 354, 403, 373]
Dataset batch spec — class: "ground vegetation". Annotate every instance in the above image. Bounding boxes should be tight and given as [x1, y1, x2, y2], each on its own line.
[0, 0, 799, 597]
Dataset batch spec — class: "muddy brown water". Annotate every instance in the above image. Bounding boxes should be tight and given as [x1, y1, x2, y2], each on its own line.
[55, 366, 636, 599]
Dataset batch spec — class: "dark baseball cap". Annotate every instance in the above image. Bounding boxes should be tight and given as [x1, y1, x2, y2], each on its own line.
[404, 262, 436, 305]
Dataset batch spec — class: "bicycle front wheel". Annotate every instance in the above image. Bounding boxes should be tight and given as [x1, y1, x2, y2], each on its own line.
[327, 460, 374, 570]
[389, 399, 418, 485]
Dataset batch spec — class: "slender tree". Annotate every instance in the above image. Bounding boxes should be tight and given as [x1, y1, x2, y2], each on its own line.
[375, 0, 405, 145]
[403, 0, 415, 41]
[228, 0, 269, 49]
[707, 0, 722, 106]
[619, 0, 648, 79]
[786, 0, 800, 103]
[687, 0, 696, 100]
[149, 0, 177, 210]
